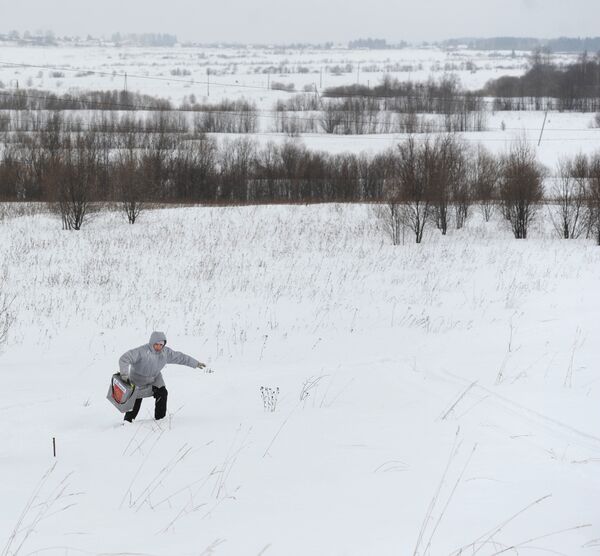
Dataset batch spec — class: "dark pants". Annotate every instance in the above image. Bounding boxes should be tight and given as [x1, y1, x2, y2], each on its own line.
[124, 386, 168, 422]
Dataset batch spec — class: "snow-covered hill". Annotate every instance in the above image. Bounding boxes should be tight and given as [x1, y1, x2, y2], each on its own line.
[1, 204, 599, 555]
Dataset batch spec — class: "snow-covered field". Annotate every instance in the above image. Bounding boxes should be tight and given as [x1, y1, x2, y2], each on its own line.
[1, 44, 596, 166]
[0, 43, 599, 555]
[1, 204, 599, 555]
[0, 45, 538, 105]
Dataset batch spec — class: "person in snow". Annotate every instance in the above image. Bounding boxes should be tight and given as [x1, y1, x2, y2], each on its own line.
[119, 331, 206, 422]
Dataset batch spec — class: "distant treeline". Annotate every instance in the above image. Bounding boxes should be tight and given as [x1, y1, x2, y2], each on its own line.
[442, 36, 600, 53]
[324, 55, 600, 112]
[347, 38, 408, 50]
[0, 127, 389, 206]
[0, 89, 486, 136]
[1, 122, 600, 246]
[481, 52, 600, 111]
[110, 33, 178, 47]
[324, 74, 483, 111]
[0, 89, 172, 111]
[0, 30, 178, 47]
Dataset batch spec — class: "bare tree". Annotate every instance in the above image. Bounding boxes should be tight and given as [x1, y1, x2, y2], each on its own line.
[429, 135, 467, 234]
[114, 151, 144, 224]
[392, 136, 435, 244]
[500, 139, 545, 239]
[549, 155, 588, 239]
[219, 137, 257, 202]
[453, 177, 472, 229]
[46, 133, 99, 230]
[0, 145, 25, 200]
[320, 101, 343, 134]
[469, 146, 499, 222]
[587, 153, 600, 245]
[377, 201, 406, 246]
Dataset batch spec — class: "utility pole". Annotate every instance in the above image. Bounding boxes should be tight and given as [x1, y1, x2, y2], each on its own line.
[124, 72, 128, 93]
[537, 109, 548, 146]
[207, 68, 210, 97]
[357, 62, 361, 85]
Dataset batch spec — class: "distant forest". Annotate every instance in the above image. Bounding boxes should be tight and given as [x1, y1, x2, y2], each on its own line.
[348, 38, 408, 49]
[1, 31, 599, 52]
[0, 30, 178, 47]
[442, 36, 600, 53]
[320, 53, 600, 111]
[481, 51, 600, 110]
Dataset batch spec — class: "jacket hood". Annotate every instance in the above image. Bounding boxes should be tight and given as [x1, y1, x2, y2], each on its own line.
[149, 331, 167, 348]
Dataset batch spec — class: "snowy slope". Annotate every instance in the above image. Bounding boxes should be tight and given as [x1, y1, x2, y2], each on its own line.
[1, 204, 599, 555]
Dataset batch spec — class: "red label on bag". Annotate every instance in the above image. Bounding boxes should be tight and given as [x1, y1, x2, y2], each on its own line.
[112, 378, 128, 403]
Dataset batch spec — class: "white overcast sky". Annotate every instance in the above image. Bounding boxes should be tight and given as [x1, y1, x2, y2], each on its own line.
[1, 0, 598, 43]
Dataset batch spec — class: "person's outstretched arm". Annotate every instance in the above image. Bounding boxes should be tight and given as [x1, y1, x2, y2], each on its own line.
[163, 347, 204, 369]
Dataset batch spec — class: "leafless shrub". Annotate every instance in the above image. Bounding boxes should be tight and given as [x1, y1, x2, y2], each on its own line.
[170, 68, 191, 76]
[274, 93, 320, 111]
[377, 201, 406, 245]
[388, 137, 436, 244]
[284, 112, 318, 135]
[46, 133, 99, 230]
[549, 155, 588, 239]
[320, 101, 344, 134]
[260, 386, 279, 412]
[470, 146, 500, 222]
[193, 100, 258, 134]
[453, 178, 472, 230]
[113, 152, 144, 224]
[587, 153, 600, 245]
[219, 137, 257, 202]
[499, 138, 545, 239]
[271, 81, 295, 92]
[429, 135, 467, 234]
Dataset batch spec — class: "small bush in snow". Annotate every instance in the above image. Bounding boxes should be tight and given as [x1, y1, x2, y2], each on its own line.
[260, 386, 279, 412]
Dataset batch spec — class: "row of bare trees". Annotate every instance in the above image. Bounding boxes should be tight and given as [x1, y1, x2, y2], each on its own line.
[381, 137, 600, 244]
[1, 129, 600, 242]
[381, 135, 480, 243]
[484, 51, 600, 112]
[0, 102, 482, 138]
[551, 154, 600, 243]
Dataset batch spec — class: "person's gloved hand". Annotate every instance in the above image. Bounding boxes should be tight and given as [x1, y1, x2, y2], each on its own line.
[197, 362, 214, 373]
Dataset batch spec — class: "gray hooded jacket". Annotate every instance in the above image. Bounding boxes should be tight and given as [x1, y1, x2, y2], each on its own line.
[119, 331, 200, 387]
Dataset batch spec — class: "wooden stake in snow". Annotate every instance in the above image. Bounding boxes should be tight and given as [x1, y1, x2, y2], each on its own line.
[52, 437, 56, 458]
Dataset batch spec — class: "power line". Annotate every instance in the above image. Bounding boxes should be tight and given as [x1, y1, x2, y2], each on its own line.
[0, 60, 287, 94]
[3, 59, 598, 111]
[0, 58, 509, 107]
